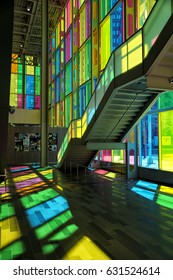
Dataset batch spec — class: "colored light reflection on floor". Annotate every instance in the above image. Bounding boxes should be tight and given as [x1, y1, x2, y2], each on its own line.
[15, 177, 43, 189]
[0, 240, 24, 260]
[13, 173, 38, 182]
[0, 216, 22, 250]
[95, 169, 108, 175]
[20, 188, 59, 209]
[62, 236, 110, 260]
[136, 180, 158, 191]
[16, 181, 47, 196]
[49, 224, 78, 241]
[104, 172, 117, 179]
[10, 166, 30, 172]
[0, 203, 15, 220]
[42, 243, 59, 255]
[131, 187, 155, 201]
[35, 210, 73, 239]
[0, 185, 9, 194]
[26, 196, 69, 228]
[40, 170, 53, 175]
[11, 169, 33, 178]
[160, 185, 173, 195]
[37, 166, 52, 172]
[157, 194, 173, 209]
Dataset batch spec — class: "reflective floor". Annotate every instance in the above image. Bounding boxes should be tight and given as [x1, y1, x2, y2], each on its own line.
[1, 165, 173, 260]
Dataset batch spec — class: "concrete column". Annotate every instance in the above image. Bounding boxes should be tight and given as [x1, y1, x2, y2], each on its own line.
[0, 1, 14, 173]
[41, 0, 49, 167]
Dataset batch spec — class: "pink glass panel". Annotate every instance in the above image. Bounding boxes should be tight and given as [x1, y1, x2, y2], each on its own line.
[102, 150, 112, 162]
[35, 96, 40, 109]
[18, 94, 23, 108]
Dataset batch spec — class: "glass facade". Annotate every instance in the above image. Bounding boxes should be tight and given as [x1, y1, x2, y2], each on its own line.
[10, 54, 40, 110]
[9, 0, 168, 175]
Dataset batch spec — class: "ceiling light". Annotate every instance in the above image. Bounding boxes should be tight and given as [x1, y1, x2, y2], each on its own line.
[27, 3, 31, 12]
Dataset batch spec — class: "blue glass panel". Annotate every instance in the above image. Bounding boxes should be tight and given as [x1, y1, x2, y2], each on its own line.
[140, 114, 158, 169]
[26, 75, 34, 95]
[111, 2, 123, 51]
[26, 196, 69, 228]
[25, 95, 34, 109]
[52, 36, 55, 49]
[56, 48, 60, 74]
[131, 187, 155, 201]
[79, 85, 86, 117]
[111, 0, 118, 8]
[55, 75, 60, 102]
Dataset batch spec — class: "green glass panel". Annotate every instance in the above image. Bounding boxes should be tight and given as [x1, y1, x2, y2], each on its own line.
[65, 62, 72, 95]
[35, 77, 40, 95]
[18, 75, 22, 93]
[73, 91, 79, 119]
[99, 0, 111, 21]
[86, 81, 91, 106]
[159, 110, 173, 171]
[65, 95, 71, 127]
[18, 64, 23, 74]
[159, 91, 173, 109]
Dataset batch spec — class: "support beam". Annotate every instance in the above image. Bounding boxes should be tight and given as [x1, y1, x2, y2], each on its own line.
[41, 0, 48, 167]
[0, 1, 14, 173]
[87, 142, 126, 150]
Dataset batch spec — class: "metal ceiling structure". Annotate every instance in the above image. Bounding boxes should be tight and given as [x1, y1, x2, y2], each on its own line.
[12, 0, 67, 60]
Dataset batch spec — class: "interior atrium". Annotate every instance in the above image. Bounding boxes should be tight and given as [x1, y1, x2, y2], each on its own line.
[1, 0, 173, 260]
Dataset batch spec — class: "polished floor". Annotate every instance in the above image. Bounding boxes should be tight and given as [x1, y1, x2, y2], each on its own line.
[0, 165, 173, 260]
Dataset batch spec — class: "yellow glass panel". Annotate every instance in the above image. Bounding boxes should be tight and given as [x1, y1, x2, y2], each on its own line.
[80, 6, 86, 45]
[26, 65, 34, 75]
[82, 112, 87, 136]
[68, 125, 72, 142]
[0, 216, 21, 249]
[10, 74, 18, 93]
[128, 31, 142, 69]
[9, 94, 18, 107]
[100, 16, 110, 70]
[62, 235, 110, 260]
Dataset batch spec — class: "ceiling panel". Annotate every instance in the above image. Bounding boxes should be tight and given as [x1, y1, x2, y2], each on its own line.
[12, 0, 66, 60]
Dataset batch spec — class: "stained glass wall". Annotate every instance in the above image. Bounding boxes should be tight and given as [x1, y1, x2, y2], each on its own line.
[10, 54, 41, 110]
[49, 0, 157, 129]
[140, 91, 173, 172]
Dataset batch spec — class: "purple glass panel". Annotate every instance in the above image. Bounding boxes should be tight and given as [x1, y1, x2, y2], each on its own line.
[86, 0, 91, 38]
[17, 94, 23, 108]
[35, 96, 40, 109]
[65, 30, 71, 63]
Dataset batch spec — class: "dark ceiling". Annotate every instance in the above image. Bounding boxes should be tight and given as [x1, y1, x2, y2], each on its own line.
[12, 0, 67, 60]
